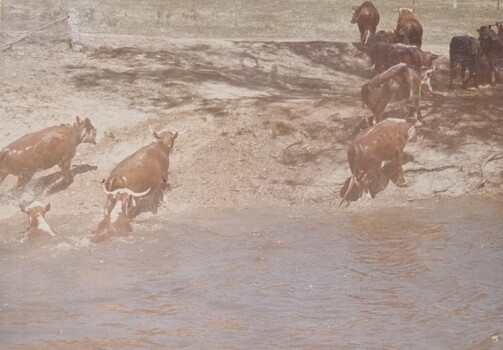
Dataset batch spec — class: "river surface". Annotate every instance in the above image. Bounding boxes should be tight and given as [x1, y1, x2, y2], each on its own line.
[1, 196, 502, 349]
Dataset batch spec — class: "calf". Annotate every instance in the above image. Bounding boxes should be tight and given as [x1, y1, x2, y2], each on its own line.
[91, 128, 177, 242]
[351, 1, 380, 44]
[0, 116, 97, 193]
[20, 201, 56, 241]
[394, 8, 423, 48]
[339, 118, 417, 206]
[449, 35, 482, 89]
[477, 25, 503, 84]
[361, 63, 430, 124]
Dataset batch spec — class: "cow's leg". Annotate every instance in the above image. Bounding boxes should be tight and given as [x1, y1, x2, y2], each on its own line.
[362, 29, 369, 44]
[449, 60, 456, 89]
[49, 158, 73, 193]
[413, 94, 422, 121]
[0, 170, 8, 186]
[394, 150, 406, 187]
[16, 171, 34, 189]
[461, 65, 471, 89]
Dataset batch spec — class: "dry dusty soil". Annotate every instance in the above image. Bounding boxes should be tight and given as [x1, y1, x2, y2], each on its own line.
[0, 31, 502, 227]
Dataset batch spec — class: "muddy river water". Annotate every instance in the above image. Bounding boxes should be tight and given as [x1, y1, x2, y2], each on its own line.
[1, 196, 502, 349]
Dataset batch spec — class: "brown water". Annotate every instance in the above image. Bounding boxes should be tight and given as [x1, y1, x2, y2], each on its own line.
[1, 196, 502, 349]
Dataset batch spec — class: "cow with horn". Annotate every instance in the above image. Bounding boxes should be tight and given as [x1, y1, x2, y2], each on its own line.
[91, 127, 177, 242]
[339, 118, 418, 207]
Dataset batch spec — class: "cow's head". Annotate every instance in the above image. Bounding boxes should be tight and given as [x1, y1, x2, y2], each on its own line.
[19, 201, 56, 239]
[351, 5, 360, 23]
[75, 116, 97, 145]
[150, 127, 178, 153]
[477, 25, 496, 40]
[91, 185, 150, 243]
[395, 7, 414, 16]
[496, 21, 503, 35]
[423, 52, 440, 67]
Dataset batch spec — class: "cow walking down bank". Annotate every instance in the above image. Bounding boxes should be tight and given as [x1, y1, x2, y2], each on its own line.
[361, 63, 431, 124]
[92, 128, 177, 243]
[339, 118, 418, 207]
[351, 1, 380, 44]
[0, 116, 97, 194]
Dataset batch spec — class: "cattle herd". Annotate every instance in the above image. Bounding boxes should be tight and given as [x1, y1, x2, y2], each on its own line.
[0, 116, 177, 242]
[1, 1, 502, 242]
[341, 1, 503, 205]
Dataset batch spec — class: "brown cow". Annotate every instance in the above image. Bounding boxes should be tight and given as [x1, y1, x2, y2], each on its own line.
[339, 118, 418, 206]
[19, 201, 56, 241]
[477, 25, 503, 84]
[363, 30, 397, 71]
[385, 44, 439, 71]
[0, 116, 97, 193]
[91, 128, 177, 243]
[496, 21, 503, 37]
[368, 43, 439, 75]
[351, 1, 380, 44]
[394, 8, 423, 48]
[361, 63, 430, 124]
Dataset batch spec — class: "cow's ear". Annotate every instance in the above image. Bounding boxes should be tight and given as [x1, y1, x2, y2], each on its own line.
[45, 203, 51, 212]
[352, 5, 358, 11]
[19, 203, 27, 213]
[174, 132, 178, 139]
[76, 116, 82, 124]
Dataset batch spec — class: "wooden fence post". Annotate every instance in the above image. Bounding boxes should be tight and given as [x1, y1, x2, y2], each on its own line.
[68, 8, 83, 52]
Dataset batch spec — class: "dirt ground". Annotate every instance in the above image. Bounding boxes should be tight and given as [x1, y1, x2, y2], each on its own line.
[0, 31, 502, 223]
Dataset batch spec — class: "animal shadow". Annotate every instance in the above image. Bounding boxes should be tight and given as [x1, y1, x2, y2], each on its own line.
[34, 164, 98, 196]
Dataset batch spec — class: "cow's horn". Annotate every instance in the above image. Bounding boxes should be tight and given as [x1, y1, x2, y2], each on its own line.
[101, 182, 151, 197]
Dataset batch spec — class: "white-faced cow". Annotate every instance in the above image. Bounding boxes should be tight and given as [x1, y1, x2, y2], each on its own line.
[351, 1, 380, 44]
[384, 44, 439, 72]
[339, 118, 418, 206]
[361, 63, 431, 124]
[91, 128, 177, 243]
[394, 8, 423, 48]
[0, 116, 97, 193]
[19, 201, 56, 241]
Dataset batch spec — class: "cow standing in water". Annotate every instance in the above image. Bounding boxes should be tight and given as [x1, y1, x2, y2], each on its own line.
[351, 1, 380, 44]
[92, 128, 177, 243]
[339, 118, 418, 206]
[20, 201, 56, 241]
[0, 116, 97, 193]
